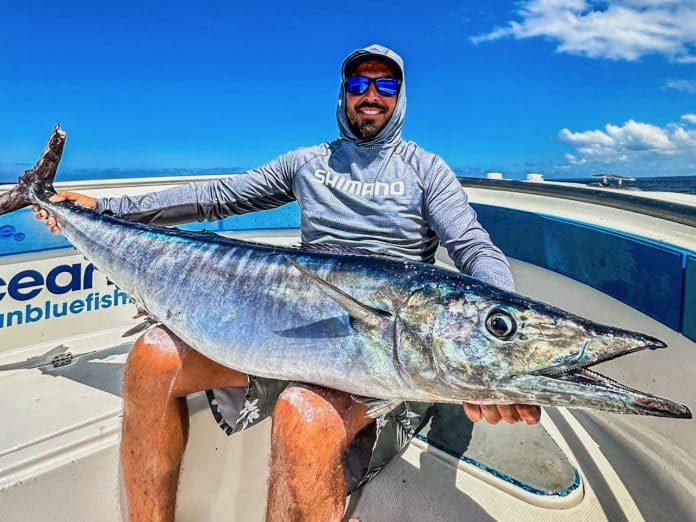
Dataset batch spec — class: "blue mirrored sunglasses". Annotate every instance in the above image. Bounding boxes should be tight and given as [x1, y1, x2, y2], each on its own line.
[345, 76, 401, 97]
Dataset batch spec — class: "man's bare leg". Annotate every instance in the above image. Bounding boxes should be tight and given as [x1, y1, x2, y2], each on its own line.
[266, 384, 373, 522]
[120, 326, 248, 522]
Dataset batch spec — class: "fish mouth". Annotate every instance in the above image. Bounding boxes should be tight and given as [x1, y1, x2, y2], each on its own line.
[539, 366, 646, 398]
[526, 335, 692, 419]
[533, 335, 665, 380]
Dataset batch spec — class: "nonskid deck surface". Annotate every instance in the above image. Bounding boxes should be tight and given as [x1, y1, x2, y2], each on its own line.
[0, 326, 131, 477]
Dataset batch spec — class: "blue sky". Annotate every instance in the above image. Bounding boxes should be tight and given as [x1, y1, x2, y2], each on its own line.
[1, 0, 695, 181]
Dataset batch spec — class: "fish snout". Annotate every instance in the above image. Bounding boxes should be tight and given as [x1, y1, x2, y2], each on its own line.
[635, 333, 667, 350]
[593, 327, 668, 356]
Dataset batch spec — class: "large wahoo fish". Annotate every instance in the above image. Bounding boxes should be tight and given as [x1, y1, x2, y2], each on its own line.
[0, 127, 691, 419]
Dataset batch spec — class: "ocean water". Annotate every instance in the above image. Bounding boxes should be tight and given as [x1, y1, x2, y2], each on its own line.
[552, 175, 696, 195]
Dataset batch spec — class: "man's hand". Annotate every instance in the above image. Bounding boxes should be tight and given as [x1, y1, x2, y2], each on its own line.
[463, 403, 540, 425]
[32, 191, 97, 234]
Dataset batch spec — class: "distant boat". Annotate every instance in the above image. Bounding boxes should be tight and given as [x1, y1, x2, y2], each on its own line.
[590, 173, 639, 189]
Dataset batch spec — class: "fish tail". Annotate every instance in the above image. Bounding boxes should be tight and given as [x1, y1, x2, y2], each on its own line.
[0, 125, 66, 216]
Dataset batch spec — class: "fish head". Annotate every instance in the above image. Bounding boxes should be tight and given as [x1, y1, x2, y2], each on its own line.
[398, 281, 691, 418]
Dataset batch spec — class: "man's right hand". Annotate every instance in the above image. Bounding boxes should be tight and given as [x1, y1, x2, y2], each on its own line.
[32, 191, 97, 234]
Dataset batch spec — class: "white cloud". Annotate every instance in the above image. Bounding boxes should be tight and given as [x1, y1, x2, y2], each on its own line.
[564, 153, 587, 164]
[664, 79, 696, 93]
[559, 128, 615, 147]
[671, 126, 696, 148]
[472, 0, 696, 62]
[560, 118, 696, 163]
[605, 120, 674, 151]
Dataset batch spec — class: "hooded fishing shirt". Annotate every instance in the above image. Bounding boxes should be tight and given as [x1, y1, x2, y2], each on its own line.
[96, 44, 514, 291]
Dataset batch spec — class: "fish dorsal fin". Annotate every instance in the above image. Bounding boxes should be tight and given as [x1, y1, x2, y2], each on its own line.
[285, 257, 391, 326]
[351, 395, 402, 418]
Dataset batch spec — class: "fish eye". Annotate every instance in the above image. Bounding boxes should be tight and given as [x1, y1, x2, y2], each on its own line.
[485, 309, 516, 340]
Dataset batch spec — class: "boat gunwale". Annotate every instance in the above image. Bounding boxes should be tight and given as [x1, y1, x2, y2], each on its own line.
[458, 177, 696, 228]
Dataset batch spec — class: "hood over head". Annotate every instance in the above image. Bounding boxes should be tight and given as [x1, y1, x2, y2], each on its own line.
[337, 44, 406, 148]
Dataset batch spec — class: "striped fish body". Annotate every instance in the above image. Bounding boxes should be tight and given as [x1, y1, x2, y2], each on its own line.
[50, 200, 449, 401]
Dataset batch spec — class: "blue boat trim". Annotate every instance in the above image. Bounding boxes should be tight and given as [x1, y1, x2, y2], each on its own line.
[526, 210, 696, 257]
[415, 433, 582, 497]
[472, 203, 696, 342]
[683, 256, 696, 342]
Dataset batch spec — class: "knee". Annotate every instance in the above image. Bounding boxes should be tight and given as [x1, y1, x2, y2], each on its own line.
[122, 326, 187, 396]
[272, 386, 348, 446]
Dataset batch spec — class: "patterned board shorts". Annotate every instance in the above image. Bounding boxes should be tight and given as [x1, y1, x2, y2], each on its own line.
[206, 375, 433, 493]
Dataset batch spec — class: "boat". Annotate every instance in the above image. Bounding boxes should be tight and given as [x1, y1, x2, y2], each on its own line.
[590, 173, 637, 189]
[1, 173, 695, 520]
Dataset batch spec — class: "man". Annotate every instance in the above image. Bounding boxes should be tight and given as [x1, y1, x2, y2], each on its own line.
[35, 45, 541, 521]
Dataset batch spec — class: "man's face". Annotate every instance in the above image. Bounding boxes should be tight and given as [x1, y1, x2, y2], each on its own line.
[345, 59, 399, 140]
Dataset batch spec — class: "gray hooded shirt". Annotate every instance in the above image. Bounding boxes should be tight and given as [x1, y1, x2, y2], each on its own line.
[96, 45, 514, 291]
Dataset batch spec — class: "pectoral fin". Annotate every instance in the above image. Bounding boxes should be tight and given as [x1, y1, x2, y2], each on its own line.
[286, 257, 391, 327]
[351, 395, 402, 418]
[122, 317, 160, 337]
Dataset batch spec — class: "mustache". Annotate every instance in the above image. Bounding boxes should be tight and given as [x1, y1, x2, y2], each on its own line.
[355, 101, 388, 112]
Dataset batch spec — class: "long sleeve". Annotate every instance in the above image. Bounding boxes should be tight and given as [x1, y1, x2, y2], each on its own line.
[95, 153, 296, 226]
[423, 158, 515, 292]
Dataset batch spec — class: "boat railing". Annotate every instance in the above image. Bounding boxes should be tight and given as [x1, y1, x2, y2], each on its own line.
[458, 177, 696, 228]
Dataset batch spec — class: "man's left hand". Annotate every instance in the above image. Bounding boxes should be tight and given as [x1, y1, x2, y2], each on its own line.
[463, 403, 540, 425]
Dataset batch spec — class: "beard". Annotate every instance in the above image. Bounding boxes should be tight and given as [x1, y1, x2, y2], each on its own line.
[347, 101, 389, 140]
[350, 120, 380, 140]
